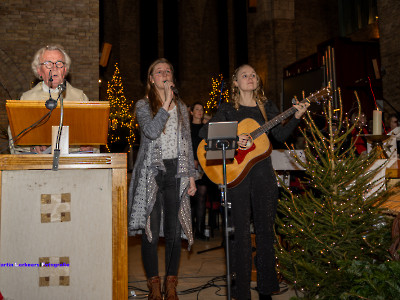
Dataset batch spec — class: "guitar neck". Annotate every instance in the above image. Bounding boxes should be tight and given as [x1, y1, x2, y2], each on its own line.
[248, 87, 330, 139]
[251, 107, 297, 139]
[251, 98, 311, 139]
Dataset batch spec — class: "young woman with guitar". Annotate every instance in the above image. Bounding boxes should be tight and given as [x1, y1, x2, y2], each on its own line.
[198, 64, 309, 300]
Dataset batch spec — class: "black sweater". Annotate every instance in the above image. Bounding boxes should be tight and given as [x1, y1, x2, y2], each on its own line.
[198, 101, 300, 144]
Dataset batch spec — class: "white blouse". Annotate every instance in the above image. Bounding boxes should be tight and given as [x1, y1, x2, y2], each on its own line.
[161, 106, 178, 159]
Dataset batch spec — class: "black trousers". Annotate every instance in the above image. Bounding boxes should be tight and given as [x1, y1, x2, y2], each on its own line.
[228, 157, 279, 299]
[141, 159, 182, 277]
[191, 180, 207, 236]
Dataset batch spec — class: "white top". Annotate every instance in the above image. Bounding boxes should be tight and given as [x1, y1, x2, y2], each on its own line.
[161, 106, 178, 159]
[42, 82, 61, 93]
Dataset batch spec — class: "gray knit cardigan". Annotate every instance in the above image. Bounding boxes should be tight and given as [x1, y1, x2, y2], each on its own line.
[127, 98, 196, 248]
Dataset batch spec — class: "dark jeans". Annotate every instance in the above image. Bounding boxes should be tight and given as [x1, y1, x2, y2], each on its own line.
[191, 179, 207, 236]
[191, 174, 220, 237]
[228, 157, 280, 299]
[141, 159, 182, 277]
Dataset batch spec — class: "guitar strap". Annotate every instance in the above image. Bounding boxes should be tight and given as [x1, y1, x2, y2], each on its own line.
[257, 100, 268, 123]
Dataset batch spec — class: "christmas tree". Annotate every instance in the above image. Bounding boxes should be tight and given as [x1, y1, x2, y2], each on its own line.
[106, 63, 136, 152]
[205, 74, 229, 116]
[275, 90, 397, 298]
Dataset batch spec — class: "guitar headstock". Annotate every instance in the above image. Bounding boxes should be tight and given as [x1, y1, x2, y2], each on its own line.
[302, 87, 332, 105]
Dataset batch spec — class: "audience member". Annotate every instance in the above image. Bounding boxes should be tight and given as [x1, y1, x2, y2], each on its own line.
[350, 111, 369, 156]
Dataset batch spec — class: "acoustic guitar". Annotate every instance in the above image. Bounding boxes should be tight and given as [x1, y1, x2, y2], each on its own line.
[197, 87, 331, 188]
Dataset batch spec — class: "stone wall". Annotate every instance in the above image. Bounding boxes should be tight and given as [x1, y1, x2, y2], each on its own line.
[99, 0, 141, 104]
[377, 0, 400, 112]
[99, 0, 221, 107]
[246, 0, 339, 106]
[178, 0, 221, 104]
[100, 0, 341, 110]
[2, 0, 399, 150]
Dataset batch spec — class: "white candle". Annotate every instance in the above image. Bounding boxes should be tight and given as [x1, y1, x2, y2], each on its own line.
[373, 110, 382, 135]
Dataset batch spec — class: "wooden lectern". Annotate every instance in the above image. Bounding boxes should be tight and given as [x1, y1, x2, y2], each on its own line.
[1, 101, 128, 299]
[6, 100, 110, 146]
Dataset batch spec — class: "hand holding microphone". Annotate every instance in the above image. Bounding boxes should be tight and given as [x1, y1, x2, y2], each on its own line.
[163, 80, 179, 95]
[162, 80, 178, 111]
[170, 85, 179, 95]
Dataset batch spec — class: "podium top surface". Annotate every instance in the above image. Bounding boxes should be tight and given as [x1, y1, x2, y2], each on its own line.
[6, 100, 110, 146]
[0, 153, 126, 170]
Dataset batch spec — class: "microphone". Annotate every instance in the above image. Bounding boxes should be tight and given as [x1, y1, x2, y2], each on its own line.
[48, 70, 53, 88]
[45, 70, 57, 110]
[164, 81, 179, 95]
[57, 81, 66, 92]
[171, 86, 179, 95]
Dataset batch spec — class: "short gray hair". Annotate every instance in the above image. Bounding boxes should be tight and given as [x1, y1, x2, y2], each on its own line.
[31, 44, 71, 78]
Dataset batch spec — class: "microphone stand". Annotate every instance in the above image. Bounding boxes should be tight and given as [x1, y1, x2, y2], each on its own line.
[219, 141, 233, 300]
[203, 135, 236, 300]
[52, 84, 65, 171]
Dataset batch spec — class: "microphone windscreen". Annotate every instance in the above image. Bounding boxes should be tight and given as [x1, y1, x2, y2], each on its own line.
[58, 82, 66, 92]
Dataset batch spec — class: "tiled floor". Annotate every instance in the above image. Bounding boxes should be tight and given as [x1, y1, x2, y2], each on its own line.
[128, 231, 298, 299]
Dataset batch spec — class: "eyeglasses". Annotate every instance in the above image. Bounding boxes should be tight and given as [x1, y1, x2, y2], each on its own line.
[153, 70, 172, 76]
[40, 61, 65, 69]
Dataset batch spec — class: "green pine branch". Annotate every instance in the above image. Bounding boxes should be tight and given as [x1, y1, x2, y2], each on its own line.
[275, 91, 396, 299]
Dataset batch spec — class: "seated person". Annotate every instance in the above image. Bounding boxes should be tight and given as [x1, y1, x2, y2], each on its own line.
[350, 111, 369, 156]
[385, 113, 400, 157]
[385, 113, 399, 133]
[9, 44, 96, 154]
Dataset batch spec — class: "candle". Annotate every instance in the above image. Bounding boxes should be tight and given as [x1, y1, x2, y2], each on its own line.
[373, 110, 382, 135]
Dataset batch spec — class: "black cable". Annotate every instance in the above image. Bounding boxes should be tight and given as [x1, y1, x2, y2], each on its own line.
[0, 108, 53, 154]
[128, 275, 293, 299]
[14, 110, 53, 143]
[180, 275, 227, 299]
[162, 162, 180, 285]
[251, 281, 290, 295]
[3, 85, 64, 154]
[128, 275, 228, 299]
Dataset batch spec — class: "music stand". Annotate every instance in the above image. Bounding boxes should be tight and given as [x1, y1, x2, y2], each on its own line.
[203, 121, 237, 300]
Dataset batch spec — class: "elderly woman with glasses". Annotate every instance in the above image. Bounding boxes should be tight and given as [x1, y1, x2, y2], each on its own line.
[9, 44, 91, 154]
[20, 44, 88, 101]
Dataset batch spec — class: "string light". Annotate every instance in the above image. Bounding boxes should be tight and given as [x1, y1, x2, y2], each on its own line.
[274, 89, 393, 297]
[205, 74, 229, 115]
[106, 63, 136, 151]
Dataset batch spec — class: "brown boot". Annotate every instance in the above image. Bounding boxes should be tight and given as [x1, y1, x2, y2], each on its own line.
[147, 276, 162, 300]
[164, 275, 179, 300]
